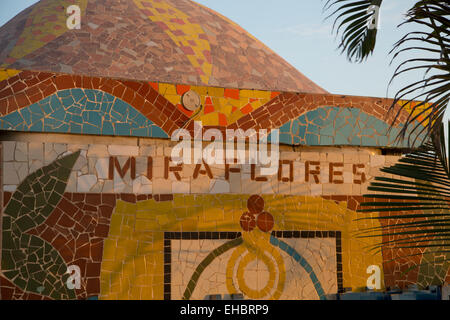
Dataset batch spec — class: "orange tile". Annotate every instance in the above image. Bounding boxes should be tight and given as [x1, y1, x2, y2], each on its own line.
[218, 113, 228, 126]
[149, 82, 159, 91]
[224, 88, 240, 100]
[176, 84, 191, 95]
[271, 91, 281, 99]
[240, 103, 253, 115]
[204, 104, 215, 115]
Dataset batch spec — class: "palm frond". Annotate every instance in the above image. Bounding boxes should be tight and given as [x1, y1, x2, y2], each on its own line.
[323, 0, 383, 62]
[388, 1, 450, 145]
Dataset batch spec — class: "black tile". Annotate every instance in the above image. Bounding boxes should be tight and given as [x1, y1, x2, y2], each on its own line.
[191, 233, 199, 240]
[283, 231, 293, 238]
[182, 232, 190, 240]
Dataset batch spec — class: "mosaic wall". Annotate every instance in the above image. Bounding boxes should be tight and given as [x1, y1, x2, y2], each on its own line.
[0, 69, 426, 148]
[2, 138, 449, 300]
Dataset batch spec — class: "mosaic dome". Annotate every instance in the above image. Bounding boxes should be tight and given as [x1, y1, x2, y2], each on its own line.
[0, 0, 326, 93]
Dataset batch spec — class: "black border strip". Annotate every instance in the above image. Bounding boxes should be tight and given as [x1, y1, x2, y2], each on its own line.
[163, 230, 343, 300]
[163, 232, 242, 300]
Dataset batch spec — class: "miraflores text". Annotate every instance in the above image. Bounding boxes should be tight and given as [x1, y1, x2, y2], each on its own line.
[104, 155, 367, 185]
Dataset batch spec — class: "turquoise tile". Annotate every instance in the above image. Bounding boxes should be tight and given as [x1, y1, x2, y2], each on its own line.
[71, 89, 85, 102]
[85, 90, 96, 102]
[298, 125, 306, 139]
[362, 136, 377, 146]
[39, 102, 52, 114]
[68, 106, 82, 115]
[83, 123, 101, 135]
[20, 108, 32, 126]
[334, 132, 348, 145]
[49, 95, 62, 112]
[298, 115, 307, 125]
[87, 111, 102, 127]
[102, 121, 114, 135]
[319, 125, 334, 136]
[320, 136, 333, 145]
[51, 108, 66, 121]
[132, 127, 148, 137]
[115, 122, 131, 135]
[307, 109, 319, 121]
[71, 114, 83, 124]
[278, 122, 291, 134]
[304, 263, 312, 273]
[152, 126, 169, 139]
[350, 136, 361, 145]
[2, 112, 24, 127]
[29, 120, 43, 131]
[310, 273, 319, 284]
[306, 134, 319, 145]
[317, 107, 328, 119]
[86, 100, 99, 111]
[53, 123, 69, 133]
[279, 241, 288, 251]
[308, 124, 319, 134]
[291, 120, 300, 136]
[57, 90, 71, 98]
[279, 133, 292, 145]
[339, 124, 354, 137]
[69, 122, 82, 134]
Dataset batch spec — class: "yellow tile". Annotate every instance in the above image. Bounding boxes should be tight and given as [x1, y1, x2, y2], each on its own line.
[207, 87, 224, 97]
[159, 83, 177, 95]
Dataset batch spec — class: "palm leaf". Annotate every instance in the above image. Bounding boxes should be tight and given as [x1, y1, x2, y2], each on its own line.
[323, 0, 383, 62]
[388, 1, 450, 145]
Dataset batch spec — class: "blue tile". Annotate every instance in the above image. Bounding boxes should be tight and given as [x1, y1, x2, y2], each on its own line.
[57, 90, 71, 98]
[102, 121, 114, 136]
[83, 123, 101, 135]
[2, 112, 24, 127]
[49, 95, 62, 112]
[131, 127, 148, 137]
[69, 122, 82, 134]
[151, 126, 169, 139]
[29, 120, 43, 132]
[62, 96, 75, 107]
[279, 241, 288, 251]
[85, 90, 96, 102]
[115, 122, 131, 136]
[20, 108, 32, 126]
[71, 89, 85, 102]
[320, 136, 334, 145]
[279, 133, 292, 145]
[305, 134, 319, 145]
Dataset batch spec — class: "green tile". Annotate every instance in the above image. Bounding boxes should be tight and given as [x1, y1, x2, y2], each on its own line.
[15, 215, 36, 232]
[1, 250, 15, 270]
